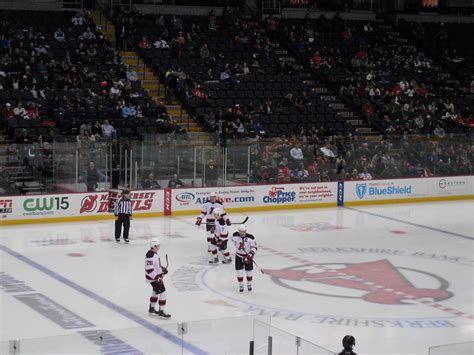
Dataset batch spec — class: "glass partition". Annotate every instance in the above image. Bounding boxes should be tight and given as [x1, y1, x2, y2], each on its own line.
[428, 341, 474, 355]
[1, 315, 273, 354]
[253, 319, 335, 355]
[0, 134, 472, 195]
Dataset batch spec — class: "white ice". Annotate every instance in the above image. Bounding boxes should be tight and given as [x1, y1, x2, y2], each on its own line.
[1, 201, 473, 354]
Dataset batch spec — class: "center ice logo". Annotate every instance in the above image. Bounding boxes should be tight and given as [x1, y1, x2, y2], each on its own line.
[265, 259, 452, 305]
[356, 183, 367, 199]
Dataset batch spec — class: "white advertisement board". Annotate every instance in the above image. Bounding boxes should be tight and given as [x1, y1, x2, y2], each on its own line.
[172, 182, 338, 213]
[345, 176, 473, 204]
[0, 190, 164, 223]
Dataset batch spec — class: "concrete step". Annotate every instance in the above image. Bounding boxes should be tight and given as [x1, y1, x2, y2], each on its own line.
[187, 126, 204, 132]
[347, 119, 364, 125]
[356, 127, 375, 134]
[337, 111, 356, 118]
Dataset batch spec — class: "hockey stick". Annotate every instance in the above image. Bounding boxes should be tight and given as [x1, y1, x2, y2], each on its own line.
[165, 254, 169, 269]
[204, 216, 249, 226]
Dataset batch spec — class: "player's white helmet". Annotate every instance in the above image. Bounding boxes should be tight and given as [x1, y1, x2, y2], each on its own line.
[150, 238, 161, 248]
[238, 224, 247, 235]
[212, 208, 222, 218]
[209, 192, 218, 200]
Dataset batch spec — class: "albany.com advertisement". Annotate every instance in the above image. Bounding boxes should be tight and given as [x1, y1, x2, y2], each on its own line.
[171, 182, 338, 214]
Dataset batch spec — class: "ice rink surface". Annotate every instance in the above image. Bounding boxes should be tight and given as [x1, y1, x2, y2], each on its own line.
[1, 201, 473, 354]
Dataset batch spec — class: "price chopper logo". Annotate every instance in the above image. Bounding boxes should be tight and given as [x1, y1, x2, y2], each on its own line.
[263, 187, 296, 204]
[356, 183, 412, 199]
[265, 259, 452, 305]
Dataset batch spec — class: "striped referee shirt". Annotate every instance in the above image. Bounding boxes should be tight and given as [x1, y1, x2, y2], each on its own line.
[114, 197, 133, 215]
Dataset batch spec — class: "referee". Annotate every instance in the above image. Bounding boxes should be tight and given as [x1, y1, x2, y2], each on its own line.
[114, 189, 133, 243]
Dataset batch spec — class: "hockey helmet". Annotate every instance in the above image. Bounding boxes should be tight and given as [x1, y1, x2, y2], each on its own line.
[209, 191, 218, 198]
[342, 335, 355, 350]
[238, 224, 247, 234]
[150, 238, 161, 248]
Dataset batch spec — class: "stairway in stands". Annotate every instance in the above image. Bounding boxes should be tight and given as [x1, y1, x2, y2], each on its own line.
[90, 11, 212, 143]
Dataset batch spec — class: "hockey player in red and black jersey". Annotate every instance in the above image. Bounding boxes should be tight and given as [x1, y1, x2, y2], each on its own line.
[208, 208, 232, 264]
[230, 224, 257, 292]
[145, 239, 170, 318]
[195, 192, 231, 252]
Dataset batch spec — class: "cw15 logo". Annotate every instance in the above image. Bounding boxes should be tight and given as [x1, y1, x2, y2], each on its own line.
[23, 197, 69, 212]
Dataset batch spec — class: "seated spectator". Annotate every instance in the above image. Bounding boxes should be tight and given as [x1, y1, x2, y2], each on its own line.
[138, 36, 151, 49]
[101, 120, 116, 140]
[2, 103, 15, 119]
[71, 12, 86, 26]
[126, 65, 138, 82]
[277, 162, 291, 183]
[295, 163, 309, 180]
[142, 173, 161, 189]
[79, 27, 96, 40]
[113, 51, 124, 65]
[290, 143, 304, 164]
[168, 174, 184, 188]
[154, 37, 169, 49]
[14, 102, 28, 119]
[26, 102, 39, 119]
[54, 28, 65, 42]
[199, 43, 210, 60]
[122, 102, 137, 119]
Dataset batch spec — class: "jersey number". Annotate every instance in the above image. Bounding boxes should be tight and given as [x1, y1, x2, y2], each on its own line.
[146, 260, 153, 265]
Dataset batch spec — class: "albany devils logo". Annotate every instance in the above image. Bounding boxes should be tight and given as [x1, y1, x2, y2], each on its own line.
[265, 259, 452, 305]
[80, 195, 98, 214]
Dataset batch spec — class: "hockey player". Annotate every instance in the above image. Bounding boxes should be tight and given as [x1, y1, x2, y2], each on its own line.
[145, 238, 171, 318]
[209, 208, 232, 264]
[195, 192, 231, 252]
[231, 224, 257, 292]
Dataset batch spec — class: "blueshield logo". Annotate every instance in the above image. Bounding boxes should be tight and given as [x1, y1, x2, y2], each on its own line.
[356, 183, 367, 199]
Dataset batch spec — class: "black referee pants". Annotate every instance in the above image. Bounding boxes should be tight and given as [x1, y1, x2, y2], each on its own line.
[115, 213, 130, 240]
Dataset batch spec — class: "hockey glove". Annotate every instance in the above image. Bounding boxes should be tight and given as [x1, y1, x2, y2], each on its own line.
[244, 254, 253, 264]
[195, 217, 202, 226]
[161, 266, 168, 275]
[216, 238, 223, 248]
[154, 274, 163, 283]
[226, 219, 232, 226]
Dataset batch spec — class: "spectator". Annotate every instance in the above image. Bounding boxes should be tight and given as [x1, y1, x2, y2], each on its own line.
[54, 28, 65, 42]
[138, 36, 151, 49]
[290, 143, 304, 164]
[83, 161, 106, 192]
[14, 102, 28, 119]
[122, 102, 137, 119]
[79, 27, 96, 40]
[126, 65, 138, 82]
[141, 172, 161, 189]
[2, 103, 15, 119]
[199, 43, 210, 60]
[26, 102, 39, 119]
[168, 174, 184, 188]
[113, 51, 124, 65]
[101, 120, 116, 140]
[154, 37, 169, 49]
[277, 162, 291, 183]
[205, 160, 218, 187]
[71, 12, 86, 26]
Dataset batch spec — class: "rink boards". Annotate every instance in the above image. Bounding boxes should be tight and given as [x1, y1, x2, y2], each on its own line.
[1, 176, 473, 225]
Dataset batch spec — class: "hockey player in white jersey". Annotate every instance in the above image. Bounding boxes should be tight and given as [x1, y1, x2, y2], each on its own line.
[209, 208, 232, 264]
[145, 239, 171, 318]
[231, 225, 257, 292]
[195, 192, 231, 252]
